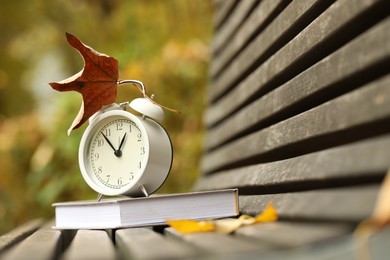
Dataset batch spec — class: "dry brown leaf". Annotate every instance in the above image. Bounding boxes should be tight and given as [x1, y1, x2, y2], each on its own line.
[49, 33, 118, 135]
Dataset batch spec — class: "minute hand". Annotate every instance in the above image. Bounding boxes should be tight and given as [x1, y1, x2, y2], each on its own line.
[101, 132, 116, 153]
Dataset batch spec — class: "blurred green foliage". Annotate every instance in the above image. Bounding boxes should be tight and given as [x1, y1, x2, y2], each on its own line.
[0, 0, 212, 234]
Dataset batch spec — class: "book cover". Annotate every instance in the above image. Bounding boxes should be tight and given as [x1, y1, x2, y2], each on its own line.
[53, 189, 239, 229]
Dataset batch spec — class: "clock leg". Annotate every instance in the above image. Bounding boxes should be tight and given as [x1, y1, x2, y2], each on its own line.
[97, 193, 104, 202]
[139, 184, 149, 197]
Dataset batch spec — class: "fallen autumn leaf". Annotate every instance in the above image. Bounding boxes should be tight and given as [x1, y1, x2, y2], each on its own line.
[49, 32, 118, 135]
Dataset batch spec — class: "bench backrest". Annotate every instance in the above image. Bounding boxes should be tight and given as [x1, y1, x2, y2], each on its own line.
[196, 0, 390, 224]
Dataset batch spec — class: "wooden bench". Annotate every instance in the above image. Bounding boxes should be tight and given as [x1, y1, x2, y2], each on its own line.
[1, 0, 390, 259]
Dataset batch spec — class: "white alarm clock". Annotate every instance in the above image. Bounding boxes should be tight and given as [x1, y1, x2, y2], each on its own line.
[78, 97, 173, 198]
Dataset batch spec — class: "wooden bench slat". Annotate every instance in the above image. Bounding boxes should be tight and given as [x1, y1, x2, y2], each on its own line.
[61, 230, 116, 260]
[211, 0, 285, 77]
[202, 74, 390, 174]
[2, 224, 62, 260]
[240, 184, 378, 222]
[213, 0, 237, 31]
[197, 134, 390, 192]
[207, 0, 387, 119]
[165, 227, 269, 255]
[212, 0, 258, 56]
[212, 0, 225, 10]
[209, 0, 327, 102]
[234, 226, 390, 260]
[236, 222, 351, 249]
[206, 17, 390, 150]
[0, 219, 44, 254]
[116, 227, 198, 259]
[368, 226, 390, 259]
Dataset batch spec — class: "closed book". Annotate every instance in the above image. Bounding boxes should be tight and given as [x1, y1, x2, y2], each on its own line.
[53, 189, 238, 229]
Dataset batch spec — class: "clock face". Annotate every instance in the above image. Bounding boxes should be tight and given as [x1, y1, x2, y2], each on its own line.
[87, 117, 147, 190]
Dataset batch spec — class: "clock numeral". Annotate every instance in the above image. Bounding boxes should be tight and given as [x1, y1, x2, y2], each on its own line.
[140, 147, 145, 155]
[117, 177, 122, 186]
[129, 173, 134, 180]
[129, 125, 132, 133]
[97, 139, 104, 147]
[117, 122, 123, 131]
[106, 174, 110, 183]
[105, 128, 111, 137]
[137, 133, 142, 141]
[139, 161, 142, 169]
[94, 153, 100, 161]
[98, 166, 103, 173]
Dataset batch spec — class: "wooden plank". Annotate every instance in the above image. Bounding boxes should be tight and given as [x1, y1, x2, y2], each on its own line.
[239, 184, 379, 222]
[60, 229, 77, 255]
[0, 219, 43, 253]
[206, 17, 390, 150]
[209, 0, 327, 102]
[61, 230, 116, 260]
[212, 0, 258, 55]
[231, 226, 390, 260]
[202, 74, 390, 174]
[165, 227, 267, 255]
[197, 134, 390, 192]
[213, 0, 237, 31]
[213, 0, 224, 9]
[368, 225, 390, 260]
[236, 222, 352, 248]
[208, 0, 388, 118]
[3, 224, 62, 260]
[211, 0, 285, 78]
[116, 228, 198, 259]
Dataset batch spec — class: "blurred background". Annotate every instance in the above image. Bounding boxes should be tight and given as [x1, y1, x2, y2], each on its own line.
[0, 0, 213, 234]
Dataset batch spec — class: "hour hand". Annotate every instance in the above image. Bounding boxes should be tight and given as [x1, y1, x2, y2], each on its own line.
[101, 132, 116, 153]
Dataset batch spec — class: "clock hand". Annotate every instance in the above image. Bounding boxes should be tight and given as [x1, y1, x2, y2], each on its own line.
[114, 133, 127, 157]
[101, 132, 116, 153]
[118, 133, 127, 151]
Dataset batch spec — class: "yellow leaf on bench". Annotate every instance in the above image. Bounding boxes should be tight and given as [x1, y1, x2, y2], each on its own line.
[215, 203, 278, 234]
[370, 168, 390, 227]
[354, 168, 390, 260]
[166, 219, 215, 234]
[214, 218, 244, 234]
[254, 202, 278, 223]
[167, 202, 278, 234]
[355, 168, 390, 235]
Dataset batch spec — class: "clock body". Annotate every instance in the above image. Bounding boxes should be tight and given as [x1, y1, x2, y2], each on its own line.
[78, 104, 172, 197]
